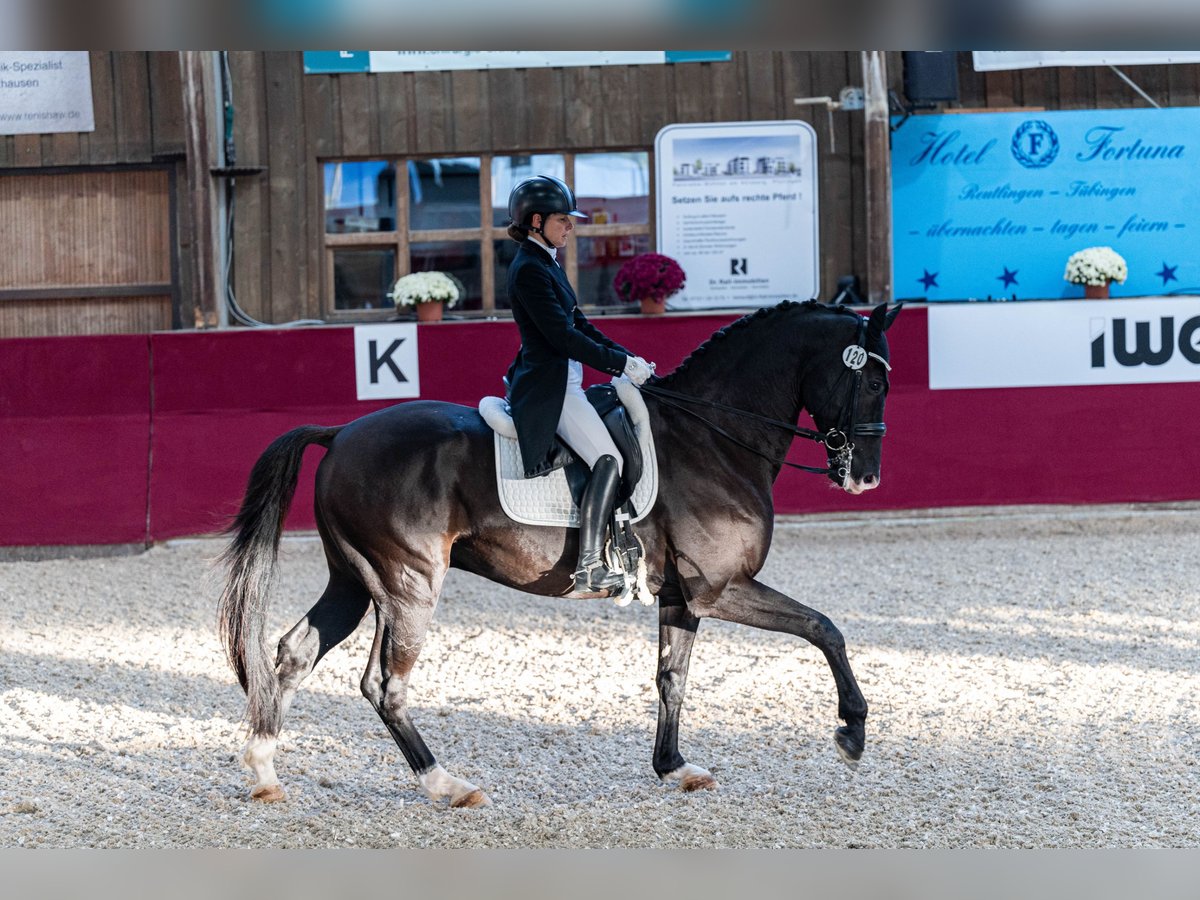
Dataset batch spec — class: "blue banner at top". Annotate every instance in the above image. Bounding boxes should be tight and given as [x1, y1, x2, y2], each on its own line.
[891, 107, 1200, 301]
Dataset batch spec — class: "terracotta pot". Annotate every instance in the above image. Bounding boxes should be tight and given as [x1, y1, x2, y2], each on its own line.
[415, 302, 444, 322]
[639, 297, 666, 315]
[1084, 282, 1111, 299]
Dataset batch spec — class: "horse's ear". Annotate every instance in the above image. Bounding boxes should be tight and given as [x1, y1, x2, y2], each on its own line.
[867, 302, 902, 343]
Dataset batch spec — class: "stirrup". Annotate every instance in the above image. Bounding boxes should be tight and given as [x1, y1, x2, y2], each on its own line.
[572, 560, 625, 595]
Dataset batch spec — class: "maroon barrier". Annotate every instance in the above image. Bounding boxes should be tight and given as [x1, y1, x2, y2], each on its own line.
[0, 334, 152, 545]
[4, 306, 1200, 547]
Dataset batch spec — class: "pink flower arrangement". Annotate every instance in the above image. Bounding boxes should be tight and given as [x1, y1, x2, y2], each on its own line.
[613, 253, 686, 304]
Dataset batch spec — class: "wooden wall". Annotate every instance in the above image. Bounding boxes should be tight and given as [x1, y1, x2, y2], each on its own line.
[4, 52, 1200, 335]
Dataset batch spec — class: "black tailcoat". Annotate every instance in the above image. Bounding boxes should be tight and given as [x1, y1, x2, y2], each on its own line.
[505, 241, 630, 477]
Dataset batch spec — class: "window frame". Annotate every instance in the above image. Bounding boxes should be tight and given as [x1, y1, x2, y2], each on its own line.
[321, 150, 654, 321]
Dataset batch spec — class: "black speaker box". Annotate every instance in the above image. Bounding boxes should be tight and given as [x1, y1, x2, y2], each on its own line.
[903, 51, 960, 104]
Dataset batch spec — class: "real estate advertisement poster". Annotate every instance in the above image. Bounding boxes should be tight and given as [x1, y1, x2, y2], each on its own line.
[654, 120, 819, 310]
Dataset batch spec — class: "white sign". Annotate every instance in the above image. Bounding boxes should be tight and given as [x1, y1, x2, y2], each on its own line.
[0, 51, 94, 135]
[655, 120, 819, 310]
[928, 297, 1200, 390]
[973, 51, 1200, 71]
[354, 324, 420, 400]
[370, 51, 671, 72]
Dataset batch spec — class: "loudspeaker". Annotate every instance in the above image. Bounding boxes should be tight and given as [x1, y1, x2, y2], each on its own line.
[902, 51, 959, 104]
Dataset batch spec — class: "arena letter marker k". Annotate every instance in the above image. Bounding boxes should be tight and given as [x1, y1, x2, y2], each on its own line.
[354, 324, 421, 400]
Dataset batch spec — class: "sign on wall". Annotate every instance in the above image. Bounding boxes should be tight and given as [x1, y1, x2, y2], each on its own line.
[354, 324, 420, 400]
[0, 51, 93, 136]
[892, 107, 1200, 301]
[304, 51, 730, 74]
[928, 297, 1200, 389]
[655, 120, 819, 310]
[973, 52, 1200, 71]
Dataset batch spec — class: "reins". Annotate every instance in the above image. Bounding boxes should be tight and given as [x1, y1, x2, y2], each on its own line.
[637, 316, 890, 479]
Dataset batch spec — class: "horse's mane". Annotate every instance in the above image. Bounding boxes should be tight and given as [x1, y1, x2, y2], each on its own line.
[657, 299, 862, 387]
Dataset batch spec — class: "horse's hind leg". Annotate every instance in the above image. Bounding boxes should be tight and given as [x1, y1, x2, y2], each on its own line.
[703, 576, 868, 765]
[360, 581, 490, 808]
[653, 572, 718, 792]
[244, 572, 370, 802]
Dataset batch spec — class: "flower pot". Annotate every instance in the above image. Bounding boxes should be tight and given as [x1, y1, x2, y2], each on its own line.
[1084, 282, 1111, 299]
[416, 302, 444, 322]
[639, 297, 666, 316]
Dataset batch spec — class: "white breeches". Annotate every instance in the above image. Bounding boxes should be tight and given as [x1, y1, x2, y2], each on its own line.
[556, 361, 622, 475]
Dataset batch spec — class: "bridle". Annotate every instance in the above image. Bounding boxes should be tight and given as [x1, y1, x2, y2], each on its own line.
[637, 315, 890, 481]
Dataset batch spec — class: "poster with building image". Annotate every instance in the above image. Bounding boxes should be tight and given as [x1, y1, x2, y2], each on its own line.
[655, 120, 819, 310]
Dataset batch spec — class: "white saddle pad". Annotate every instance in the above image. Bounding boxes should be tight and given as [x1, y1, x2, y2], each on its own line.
[479, 377, 658, 528]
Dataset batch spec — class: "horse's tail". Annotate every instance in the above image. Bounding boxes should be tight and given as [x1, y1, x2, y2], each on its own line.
[217, 424, 341, 735]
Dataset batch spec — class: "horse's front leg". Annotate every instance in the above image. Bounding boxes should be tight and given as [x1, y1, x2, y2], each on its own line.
[704, 576, 868, 765]
[653, 572, 718, 792]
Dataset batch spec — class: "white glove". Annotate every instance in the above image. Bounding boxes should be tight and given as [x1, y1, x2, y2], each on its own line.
[623, 355, 655, 385]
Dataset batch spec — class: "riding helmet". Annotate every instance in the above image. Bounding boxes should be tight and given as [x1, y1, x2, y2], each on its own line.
[507, 175, 588, 227]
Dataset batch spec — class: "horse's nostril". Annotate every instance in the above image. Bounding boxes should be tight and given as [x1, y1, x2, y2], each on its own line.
[862, 474, 877, 485]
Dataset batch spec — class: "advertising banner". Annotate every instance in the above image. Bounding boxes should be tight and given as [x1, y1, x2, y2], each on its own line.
[892, 107, 1200, 301]
[654, 120, 819, 310]
[0, 51, 93, 136]
[928, 297, 1200, 389]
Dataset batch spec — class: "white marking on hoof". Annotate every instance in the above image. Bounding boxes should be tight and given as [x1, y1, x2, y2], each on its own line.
[635, 558, 656, 605]
[243, 734, 284, 801]
[662, 763, 718, 792]
[419, 764, 491, 808]
[834, 736, 861, 771]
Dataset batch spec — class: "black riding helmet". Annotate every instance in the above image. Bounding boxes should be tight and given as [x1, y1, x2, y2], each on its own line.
[507, 175, 588, 233]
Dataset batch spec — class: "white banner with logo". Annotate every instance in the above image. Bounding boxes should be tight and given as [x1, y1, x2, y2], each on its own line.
[928, 298, 1200, 389]
[0, 51, 94, 135]
[654, 120, 819, 310]
[354, 324, 420, 400]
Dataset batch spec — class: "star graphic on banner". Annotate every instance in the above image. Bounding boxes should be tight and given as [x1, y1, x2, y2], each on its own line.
[918, 269, 939, 290]
[1156, 262, 1178, 285]
[997, 266, 1019, 288]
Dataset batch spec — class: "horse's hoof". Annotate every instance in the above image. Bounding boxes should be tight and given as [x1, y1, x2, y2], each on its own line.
[250, 783, 287, 803]
[834, 726, 864, 767]
[680, 773, 719, 792]
[451, 789, 491, 809]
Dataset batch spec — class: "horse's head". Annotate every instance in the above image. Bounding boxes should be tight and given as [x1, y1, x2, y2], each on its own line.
[805, 302, 902, 494]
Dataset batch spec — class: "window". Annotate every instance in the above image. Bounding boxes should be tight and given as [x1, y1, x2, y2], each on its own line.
[322, 151, 652, 319]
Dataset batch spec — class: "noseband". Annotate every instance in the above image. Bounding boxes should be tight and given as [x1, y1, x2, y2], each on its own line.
[638, 315, 889, 480]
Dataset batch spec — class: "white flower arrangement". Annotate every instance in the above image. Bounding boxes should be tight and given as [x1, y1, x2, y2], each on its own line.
[389, 271, 462, 308]
[1064, 246, 1128, 287]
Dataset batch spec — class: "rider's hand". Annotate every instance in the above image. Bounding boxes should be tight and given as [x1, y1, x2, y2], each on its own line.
[623, 355, 654, 385]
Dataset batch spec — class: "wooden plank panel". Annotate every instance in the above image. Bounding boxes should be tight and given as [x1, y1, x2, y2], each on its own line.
[709, 57, 744, 123]
[449, 69, 487, 152]
[1167, 64, 1200, 107]
[488, 68, 524, 151]
[955, 51, 987, 107]
[1133, 64, 1170, 108]
[0, 170, 170, 290]
[810, 52, 853, 301]
[0, 296, 171, 338]
[85, 51, 118, 164]
[526, 67, 565, 150]
[376, 72, 412, 155]
[600, 67, 636, 147]
[744, 50, 780, 120]
[564, 67, 600, 148]
[149, 50, 184, 158]
[984, 69, 1017, 108]
[264, 51, 306, 323]
[47, 131, 82, 167]
[635, 63, 669, 146]
[1018, 65, 1054, 110]
[413, 71, 451, 155]
[13, 134, 42, 167]
[1056, 65, 1095, 110]
[0, 136, 12, 167]
[228, 53, 269, 321]
[303, 70, 336, 159]
[1094, 64, 1129, 109]
[339, 73, 373, 157]
[113, 51, 152, 161]
[780, 51, 815, 131]
[673, 61, 710, 125]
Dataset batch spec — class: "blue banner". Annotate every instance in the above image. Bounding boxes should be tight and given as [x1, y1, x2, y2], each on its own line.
[891, 108, 1200, 301]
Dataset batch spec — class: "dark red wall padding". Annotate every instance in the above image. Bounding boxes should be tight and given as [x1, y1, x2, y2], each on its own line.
[0, 335, 152, 545]
[4, 307, 1200, 547]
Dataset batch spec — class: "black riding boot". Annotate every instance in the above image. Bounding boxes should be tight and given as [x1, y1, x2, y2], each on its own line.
[572, 455, 625, 595]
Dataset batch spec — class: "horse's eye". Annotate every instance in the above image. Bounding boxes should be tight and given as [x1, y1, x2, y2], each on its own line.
[867, 379, 884, 394]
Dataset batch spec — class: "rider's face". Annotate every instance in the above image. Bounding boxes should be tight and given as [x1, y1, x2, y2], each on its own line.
[535, 212, 574, 249]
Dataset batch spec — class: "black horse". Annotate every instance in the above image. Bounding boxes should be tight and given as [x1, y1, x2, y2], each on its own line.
[218, 299, 901, 807]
